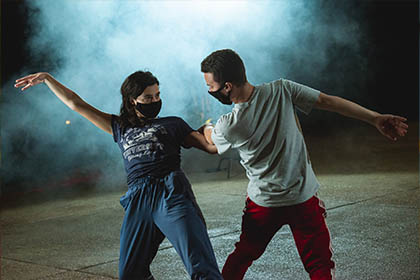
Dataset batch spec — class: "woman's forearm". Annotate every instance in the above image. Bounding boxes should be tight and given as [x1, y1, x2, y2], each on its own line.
[44, 74, 83, 111]
[15, 72, 113, 134]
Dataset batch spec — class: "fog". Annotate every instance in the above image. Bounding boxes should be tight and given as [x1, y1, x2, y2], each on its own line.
[1, 0, 368, 192]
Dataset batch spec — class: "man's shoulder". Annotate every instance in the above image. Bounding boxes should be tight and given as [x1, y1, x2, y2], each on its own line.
[215, 112, 235, 133]
[254, 79, 287, 95]
[259, 78, 285, 87]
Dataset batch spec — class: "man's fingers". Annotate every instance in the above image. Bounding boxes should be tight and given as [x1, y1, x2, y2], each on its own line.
[393, 116, 407, 122]
[397, 129, 405, 137]
[398, 122, 409, 129]
[380, 125, 398, 141]
[383, 132, 396, 141]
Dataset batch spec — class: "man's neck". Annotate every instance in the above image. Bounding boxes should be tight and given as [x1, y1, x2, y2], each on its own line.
[232, 82, 255, 104]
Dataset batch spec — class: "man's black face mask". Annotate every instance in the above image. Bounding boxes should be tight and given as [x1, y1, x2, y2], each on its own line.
[208, 83, 232, 105]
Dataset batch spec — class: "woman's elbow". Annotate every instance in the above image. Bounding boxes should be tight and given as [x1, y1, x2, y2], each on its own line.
[70, 94, 85, 112]
[207, 145, 218, 154]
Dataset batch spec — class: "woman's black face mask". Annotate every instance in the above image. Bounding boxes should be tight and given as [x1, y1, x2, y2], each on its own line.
[136, 99, 162, 118]
[208, 83, 232, 105]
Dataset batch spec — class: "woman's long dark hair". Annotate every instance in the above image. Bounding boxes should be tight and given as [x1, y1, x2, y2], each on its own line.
[118, 71, 159, 131]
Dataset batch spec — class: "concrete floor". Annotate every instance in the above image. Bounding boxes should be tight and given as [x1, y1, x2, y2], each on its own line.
[1, 123, 419, 280]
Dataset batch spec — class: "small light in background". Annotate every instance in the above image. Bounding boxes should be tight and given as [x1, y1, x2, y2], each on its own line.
[65, 120, 71, 125]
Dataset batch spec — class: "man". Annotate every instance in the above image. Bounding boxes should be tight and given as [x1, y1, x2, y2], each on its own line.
[199, 49, 408, 280]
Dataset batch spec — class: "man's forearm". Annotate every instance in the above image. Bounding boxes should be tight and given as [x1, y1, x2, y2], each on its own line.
[316, 93, 379, 126]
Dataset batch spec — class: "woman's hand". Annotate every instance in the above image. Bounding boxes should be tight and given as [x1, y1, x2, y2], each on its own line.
[373, 114, 408, 141]
[14, 72, 50, 91]
[183, 131, 218, 154]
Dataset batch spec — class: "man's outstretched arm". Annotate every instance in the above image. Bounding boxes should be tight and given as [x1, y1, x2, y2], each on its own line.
[314, 93, 408, 141]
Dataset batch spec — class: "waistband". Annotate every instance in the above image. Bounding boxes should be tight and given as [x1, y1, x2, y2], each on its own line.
[127, 169, 184, 189]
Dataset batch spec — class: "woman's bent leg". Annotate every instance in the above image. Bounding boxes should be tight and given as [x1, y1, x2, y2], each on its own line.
[155, 174, 222, 280]
[119, 186, 165, 280]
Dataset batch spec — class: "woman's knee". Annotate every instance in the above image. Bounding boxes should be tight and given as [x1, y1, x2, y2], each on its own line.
[119, 266, 153, 280]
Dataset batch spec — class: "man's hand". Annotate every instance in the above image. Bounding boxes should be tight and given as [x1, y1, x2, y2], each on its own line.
[197, 123, 215, 145]
[373, 114, 408, 141]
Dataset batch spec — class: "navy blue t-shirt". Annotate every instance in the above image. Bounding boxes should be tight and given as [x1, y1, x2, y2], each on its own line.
[111, 115, 193, 185]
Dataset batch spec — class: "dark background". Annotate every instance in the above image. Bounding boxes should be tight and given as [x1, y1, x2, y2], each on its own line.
[1, 0, 419, 198]
[2, 0, 418, 118]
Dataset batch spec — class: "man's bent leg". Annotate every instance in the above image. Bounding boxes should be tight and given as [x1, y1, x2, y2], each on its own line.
[222, 198, 285, 280]
[289, 196, 335, 280]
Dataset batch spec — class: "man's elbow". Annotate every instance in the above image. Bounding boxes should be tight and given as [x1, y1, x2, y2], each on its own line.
[315, 92, 336, 111]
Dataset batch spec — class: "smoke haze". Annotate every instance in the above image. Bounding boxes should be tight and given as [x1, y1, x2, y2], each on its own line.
[2, 0, 370, 191]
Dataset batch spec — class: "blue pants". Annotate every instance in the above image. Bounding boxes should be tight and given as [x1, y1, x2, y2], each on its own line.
[119, 170, 222, 280]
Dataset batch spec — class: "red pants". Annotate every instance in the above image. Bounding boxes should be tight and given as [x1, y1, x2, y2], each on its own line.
[222, 196, 335, 280]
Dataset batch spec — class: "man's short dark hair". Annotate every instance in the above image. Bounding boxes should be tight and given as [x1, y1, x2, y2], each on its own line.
[201, 49, 247, 86]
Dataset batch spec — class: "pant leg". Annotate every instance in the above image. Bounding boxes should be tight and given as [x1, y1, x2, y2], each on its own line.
[222, 197, 286, 280]
[184, 178, 207, 228]
[119, 184, 165, 280]
[154, 172, 222, 280]
[288, 196, 335, 280]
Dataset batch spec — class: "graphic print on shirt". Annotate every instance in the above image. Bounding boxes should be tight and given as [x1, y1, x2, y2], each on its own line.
[121, 125, 168, 162]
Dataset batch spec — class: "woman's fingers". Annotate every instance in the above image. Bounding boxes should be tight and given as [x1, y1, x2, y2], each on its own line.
[14, 80, 30, 88]
[21, 83, 33, 91]
[15, 77, 44, 90]
[15, 74, 36, 83]
[15, 79, 36, 91]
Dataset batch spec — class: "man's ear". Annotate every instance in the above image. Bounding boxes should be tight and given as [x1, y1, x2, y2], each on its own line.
[225, 82, 233, 92]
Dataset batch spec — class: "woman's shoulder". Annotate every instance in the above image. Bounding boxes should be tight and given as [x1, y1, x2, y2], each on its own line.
[156, 116, 187, 124]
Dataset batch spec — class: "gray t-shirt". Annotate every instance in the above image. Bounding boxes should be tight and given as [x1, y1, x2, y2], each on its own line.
[211, 79, 320, 207]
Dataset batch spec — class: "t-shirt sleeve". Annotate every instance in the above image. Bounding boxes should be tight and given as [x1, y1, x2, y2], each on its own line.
[177, 118, 194, 148]
[211, 115, 232, 155]
[282, 79, 320, 115]
[111, 114, 121, 143]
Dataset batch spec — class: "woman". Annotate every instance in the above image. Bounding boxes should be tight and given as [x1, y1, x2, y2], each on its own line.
[14, 71, 222, 280]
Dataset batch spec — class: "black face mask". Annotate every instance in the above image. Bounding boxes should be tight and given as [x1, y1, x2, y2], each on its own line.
[135, 100, 162, 118]
[208, 83, 232, 105]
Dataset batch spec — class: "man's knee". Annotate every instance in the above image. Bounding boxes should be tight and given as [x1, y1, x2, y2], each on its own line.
[234, 239, 266, 261]
[310, 267, 336, 280]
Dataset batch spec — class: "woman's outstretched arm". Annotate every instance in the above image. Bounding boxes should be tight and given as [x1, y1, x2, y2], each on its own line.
[183, 131, 218, 154]
[15, 72, 112, 134]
